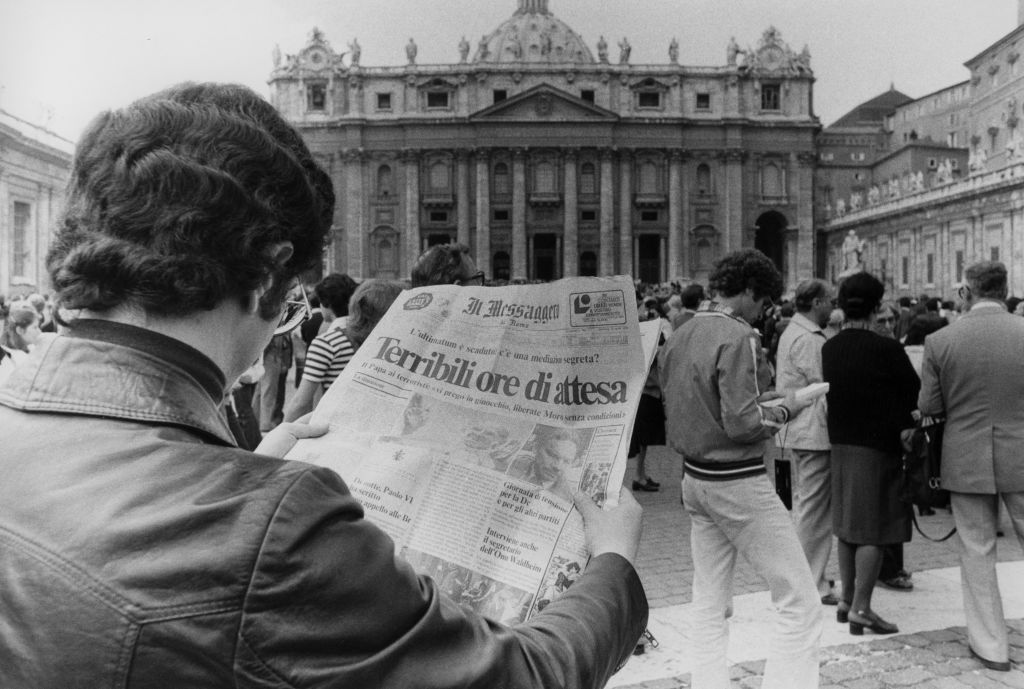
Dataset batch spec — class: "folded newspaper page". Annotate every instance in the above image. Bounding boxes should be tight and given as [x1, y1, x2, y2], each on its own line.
[287, 276, 649, 623]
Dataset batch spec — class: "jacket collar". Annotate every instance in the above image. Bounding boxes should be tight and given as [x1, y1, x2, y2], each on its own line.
[0, 321, 236, 446]
[789, 312, 825, 336]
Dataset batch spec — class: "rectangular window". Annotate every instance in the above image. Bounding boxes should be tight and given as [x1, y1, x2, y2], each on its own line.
[376, 93, 392, 110]
[493, 89, 507, 103]
[12, 201, 30, 277]
[640, 210, 659, 222]
[307, 84, 327, 111]
[580, 209, 597, 222]
[637, 91, 661, 108]
[760, 84, 781, 111]
[492, 209, 510, 222]
[955, 250, 965, 281]
[695, 93, 711, 110]
[580, 89, 595, 103]
[926, 254, 934, 284]
[426, 91, 450, 108]
[429, 210, 449, 223]
[992, 247, 1000, 262]
[901, 256, 909, 286]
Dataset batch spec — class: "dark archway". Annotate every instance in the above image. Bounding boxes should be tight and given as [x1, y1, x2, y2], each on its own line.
[532, 233, 558, 281]
[637, 235, 661, 283]
[754, 211, 787, 271]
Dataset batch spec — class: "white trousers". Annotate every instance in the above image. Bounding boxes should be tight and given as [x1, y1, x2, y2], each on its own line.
[950, 491, 1024, 663]
[684, 472, 823, 689]
[791, 450, 833, 597]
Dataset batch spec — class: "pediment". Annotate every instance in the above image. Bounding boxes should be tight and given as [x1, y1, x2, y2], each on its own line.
[470, 85, 618, 123]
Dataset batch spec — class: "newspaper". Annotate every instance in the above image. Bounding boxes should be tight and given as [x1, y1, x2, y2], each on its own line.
[287, 276, 650, 623]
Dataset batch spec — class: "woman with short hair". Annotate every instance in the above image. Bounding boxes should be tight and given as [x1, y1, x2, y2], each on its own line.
[822, 273, 920, 635]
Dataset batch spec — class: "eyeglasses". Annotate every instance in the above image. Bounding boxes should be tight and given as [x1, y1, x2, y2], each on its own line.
[459, 271, 486, 286]
[274, 283, 312, 336]
[876, 316, 896, 324]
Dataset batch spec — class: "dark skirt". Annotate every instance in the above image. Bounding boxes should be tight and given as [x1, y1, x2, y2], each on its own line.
[628, 393, 666, 456]
[831, 443, 911, 545]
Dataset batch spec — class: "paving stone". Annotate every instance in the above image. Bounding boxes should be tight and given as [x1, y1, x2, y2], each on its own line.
[956, 671, 1015, 688]
[882, 666, 936, 685]
[930, 641, 974, 659]
[899, 633, 933, 648]
[865, 638, 908, 652]
[820, 660, 872, 682]
[922, 629, 967, 643]
[842, 677, 884, 689]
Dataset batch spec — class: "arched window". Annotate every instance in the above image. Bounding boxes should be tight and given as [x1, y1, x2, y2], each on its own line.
[697, 238, 713, 270]
[493, 162, 511, 197]
[534, 161, 556, 193]
[639, 161, 659, 194]
[696, 164, 712, 195]
[761, 163, 783, 198]
[579, 251, 598, 277]
[377, 165, 393, 198]
[579, 162, 596, 195]
[493, 251, 511, 281]
[429, 161, 450, 191]
[692, 225, 718, 271]
[377, 238, 395, 272]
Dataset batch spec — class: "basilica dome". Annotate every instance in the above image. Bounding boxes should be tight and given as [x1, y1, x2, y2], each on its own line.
[473, 0, 595, 65]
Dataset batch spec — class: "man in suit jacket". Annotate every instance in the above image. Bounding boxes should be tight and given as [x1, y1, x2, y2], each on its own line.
[918, 260, 1024, 672]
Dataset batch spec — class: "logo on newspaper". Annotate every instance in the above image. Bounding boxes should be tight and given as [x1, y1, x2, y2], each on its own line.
[403, 293, 433, 310]
[569, 290, 627, 327]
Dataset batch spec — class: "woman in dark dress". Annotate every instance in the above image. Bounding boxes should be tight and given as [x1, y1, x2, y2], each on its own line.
[822, 272, 919, 635]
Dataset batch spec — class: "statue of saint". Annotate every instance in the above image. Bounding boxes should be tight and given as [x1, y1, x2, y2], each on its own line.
[867, 185, 880, 206]
[349, 38, 361, 66]
[1006, 129, 1023, 161]
[835, 198, 846, 217]
[458, 36, 470, 63]
[727, 36, 741, 66]
[618, 37, 631, 64]
[669, 37, 679, 64]
[597, 35, 609, 63]
[272, 43, 282, 68]
[507, 28, 523, 59]
[540, 29, 553, 57]
[406, 37, 418, 65]
[842, 230, 865, 272]
[477, 35, 490, 61]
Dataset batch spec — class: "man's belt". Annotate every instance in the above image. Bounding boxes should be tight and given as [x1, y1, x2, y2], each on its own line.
[683, 456, 765, 482]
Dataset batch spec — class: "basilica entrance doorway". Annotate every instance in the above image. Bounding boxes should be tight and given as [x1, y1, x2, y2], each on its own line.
[754, 211, 787, 272]
[638, 234, 661, 284]
[532, 233, 558, 281]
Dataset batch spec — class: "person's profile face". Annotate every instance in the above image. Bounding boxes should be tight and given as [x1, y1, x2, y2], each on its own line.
[536, 437, 576, 481]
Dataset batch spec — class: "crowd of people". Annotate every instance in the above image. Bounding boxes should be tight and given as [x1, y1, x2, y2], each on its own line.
[0, 79, 1021, 688]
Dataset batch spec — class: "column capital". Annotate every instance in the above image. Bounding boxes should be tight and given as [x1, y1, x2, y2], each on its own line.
[474, 148, 490, 163]
[723, 148, 747, 163]
[796, 151, 817, 165]
[562, 147, 579, 162]
[512, 147, 529, 160]
[400, 148, 421, 163]
[669, 148, 687, 163]
[456, 149, 473, 162]
[599, 147, 616, 162]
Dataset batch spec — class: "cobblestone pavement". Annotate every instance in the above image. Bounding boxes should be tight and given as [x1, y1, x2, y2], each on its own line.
[614, 446, 1024, 688]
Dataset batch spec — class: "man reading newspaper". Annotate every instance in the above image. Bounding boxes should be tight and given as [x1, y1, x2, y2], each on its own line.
[0, 82, 648, 688]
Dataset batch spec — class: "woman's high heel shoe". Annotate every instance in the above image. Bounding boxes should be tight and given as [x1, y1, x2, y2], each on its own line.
[837, 601, 851, 624]
[848, 610, 898, 635]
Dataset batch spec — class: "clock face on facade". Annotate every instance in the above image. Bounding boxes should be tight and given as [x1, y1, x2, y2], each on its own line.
[761, 46, 784, 70]
[309, 50, 324, 65]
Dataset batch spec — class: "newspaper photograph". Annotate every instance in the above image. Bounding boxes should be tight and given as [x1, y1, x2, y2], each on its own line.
[287, 276, 650, 622]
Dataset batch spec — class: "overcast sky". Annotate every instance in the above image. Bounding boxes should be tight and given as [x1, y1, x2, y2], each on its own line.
[0, 0, 1017, 142]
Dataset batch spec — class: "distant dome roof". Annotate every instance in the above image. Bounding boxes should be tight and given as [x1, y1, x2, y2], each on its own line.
[473, 0, 595, 65]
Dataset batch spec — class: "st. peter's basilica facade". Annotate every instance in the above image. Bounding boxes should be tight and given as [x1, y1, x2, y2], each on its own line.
[269, 0, 819, 286]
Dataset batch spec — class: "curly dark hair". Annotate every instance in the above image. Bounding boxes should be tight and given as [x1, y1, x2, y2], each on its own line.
[47, 82, 334, 320]
[708, 249, 783, 301]
[410, 243, 473, 287]
[315, 273, 359, 317]
[837, 272, 884, 320]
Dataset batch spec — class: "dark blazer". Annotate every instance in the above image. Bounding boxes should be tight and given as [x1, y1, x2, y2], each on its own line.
[0, 324, 647, 688]
[919, 303, 1024, 493]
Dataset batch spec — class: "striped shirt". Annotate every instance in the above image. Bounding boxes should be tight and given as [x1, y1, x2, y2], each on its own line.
[301, 327, 355, 390]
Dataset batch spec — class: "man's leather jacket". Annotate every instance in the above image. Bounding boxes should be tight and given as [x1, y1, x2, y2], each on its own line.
[0, 321, 647, 688]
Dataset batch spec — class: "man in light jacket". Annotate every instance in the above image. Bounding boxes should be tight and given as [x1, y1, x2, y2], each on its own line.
[774, 278, 836, 605]
[918, 261, 1024, 673]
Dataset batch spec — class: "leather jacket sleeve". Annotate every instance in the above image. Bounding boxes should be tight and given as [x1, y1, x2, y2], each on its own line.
[236, 467, 648, 688]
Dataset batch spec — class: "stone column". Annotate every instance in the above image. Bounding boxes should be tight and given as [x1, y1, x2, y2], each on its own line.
[512, 149, 528, 280]
[723, 149, 745, 254]
[0, 169, 8, 291]
[563, 148, 579, 277]
[343, 148, 366, 280]
[795, 152, 816, 286]
[599, 148, 615, 275]
[668, 149, 684, 280]
[475, 150, 491, 274]
[456, 150, 472, 247]
[619, 149, 633, 279]
[403, 149, 420, 278]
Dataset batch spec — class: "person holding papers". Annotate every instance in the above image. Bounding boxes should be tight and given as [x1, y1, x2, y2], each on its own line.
[0, 82, 647, 688]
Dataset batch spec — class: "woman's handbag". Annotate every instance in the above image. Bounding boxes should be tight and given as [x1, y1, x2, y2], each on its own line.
[900, 416, 957, 542]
